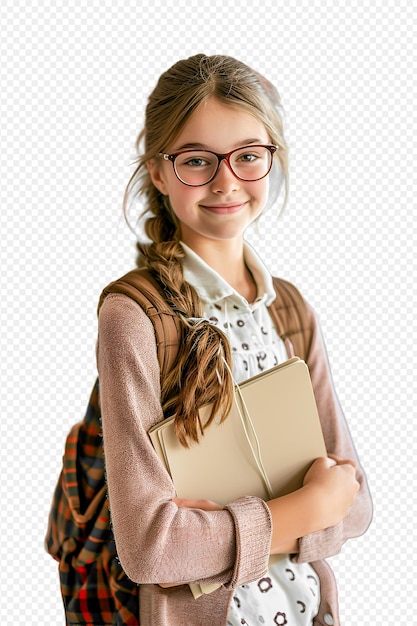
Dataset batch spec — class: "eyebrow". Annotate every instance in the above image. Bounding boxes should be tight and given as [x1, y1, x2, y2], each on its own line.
[172, 138, 264, 152]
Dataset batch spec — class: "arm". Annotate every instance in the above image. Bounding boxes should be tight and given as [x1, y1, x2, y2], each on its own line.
[97, 293, 272, 587]
[294, 302, 373, 563]
[176, 452, 360, 558]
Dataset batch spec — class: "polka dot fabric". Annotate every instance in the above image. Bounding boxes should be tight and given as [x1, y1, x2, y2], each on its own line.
[227, 559, 320, 626]
[205, 299, 288, 383]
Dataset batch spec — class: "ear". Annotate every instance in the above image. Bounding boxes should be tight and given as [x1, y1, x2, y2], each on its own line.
[147, 158, 169, 196]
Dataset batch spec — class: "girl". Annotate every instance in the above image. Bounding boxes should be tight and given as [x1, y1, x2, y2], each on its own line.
[97, 54, 372, 625]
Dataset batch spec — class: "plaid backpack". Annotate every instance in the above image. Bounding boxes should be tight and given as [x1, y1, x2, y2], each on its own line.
[45, 269, 181, 626]
[45, 269, 309, 626]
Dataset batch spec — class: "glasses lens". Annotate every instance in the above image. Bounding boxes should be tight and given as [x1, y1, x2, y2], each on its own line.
[229, 146, 272, 181]
[174, 151, 218, 186]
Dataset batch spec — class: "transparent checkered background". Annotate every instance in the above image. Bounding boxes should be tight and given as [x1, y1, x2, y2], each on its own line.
[0, 1, 415, 623]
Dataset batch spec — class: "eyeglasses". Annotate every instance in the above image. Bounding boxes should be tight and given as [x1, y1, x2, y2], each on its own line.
[159, 144, 278, 187]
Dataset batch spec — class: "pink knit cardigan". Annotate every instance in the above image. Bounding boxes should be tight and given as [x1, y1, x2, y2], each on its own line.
[97, 291, 372, 626]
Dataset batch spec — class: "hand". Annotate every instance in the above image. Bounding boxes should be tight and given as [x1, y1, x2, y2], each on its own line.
[303, 456, 360, 528]
[172, 497, 222, 511]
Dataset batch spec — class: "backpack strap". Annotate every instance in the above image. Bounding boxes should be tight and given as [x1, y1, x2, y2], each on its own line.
[98, 268, 182, 379]
[269, 277, 313, 361]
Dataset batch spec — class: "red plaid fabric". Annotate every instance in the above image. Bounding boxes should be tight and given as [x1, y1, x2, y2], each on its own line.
[45, 379, 140, 625]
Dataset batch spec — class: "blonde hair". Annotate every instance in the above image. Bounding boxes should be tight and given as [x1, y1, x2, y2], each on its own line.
[123, 54, 288, 446]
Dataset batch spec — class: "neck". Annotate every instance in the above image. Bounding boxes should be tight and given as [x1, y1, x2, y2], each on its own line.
[183, 237, 258, 302]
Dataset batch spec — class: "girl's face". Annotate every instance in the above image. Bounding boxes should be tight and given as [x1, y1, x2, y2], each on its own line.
[148, 98, 271, 251]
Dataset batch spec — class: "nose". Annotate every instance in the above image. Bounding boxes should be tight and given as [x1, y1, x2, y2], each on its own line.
[209, 158, 240, 194]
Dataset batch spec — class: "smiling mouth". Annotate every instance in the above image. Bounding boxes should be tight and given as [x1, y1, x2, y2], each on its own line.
[201, 202, 246, 214]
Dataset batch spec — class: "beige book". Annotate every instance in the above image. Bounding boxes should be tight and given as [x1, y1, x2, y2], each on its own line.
[149, 357, 326, 503]
[149, 357, 327, 598]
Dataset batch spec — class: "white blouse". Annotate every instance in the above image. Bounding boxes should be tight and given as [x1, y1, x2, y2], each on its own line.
[182, 242, 321, 626]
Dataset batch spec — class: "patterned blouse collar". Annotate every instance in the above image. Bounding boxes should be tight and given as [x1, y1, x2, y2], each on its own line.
[180, 241, 277, 308]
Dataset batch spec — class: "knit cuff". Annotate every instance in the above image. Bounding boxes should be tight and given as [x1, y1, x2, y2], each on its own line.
[223, 496, 272, 589]
[295, 521, 344, 564]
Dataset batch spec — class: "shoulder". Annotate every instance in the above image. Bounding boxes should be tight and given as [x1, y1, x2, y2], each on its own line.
[98, 293, 156, 344]
[98, 268, 173, 316]
[98, 269, 182, 376]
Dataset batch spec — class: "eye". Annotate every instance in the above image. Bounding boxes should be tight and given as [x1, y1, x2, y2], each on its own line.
[177, 151, 216, 168]
[238, 152, 259, 162]
[184, 157, 210, 167]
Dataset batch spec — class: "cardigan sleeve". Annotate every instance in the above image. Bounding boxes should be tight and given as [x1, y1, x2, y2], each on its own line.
[96, 293, 272, 587]
[295, 301, 373, 563]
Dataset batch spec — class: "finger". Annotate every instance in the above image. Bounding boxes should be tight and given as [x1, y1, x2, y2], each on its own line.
[328, 454, 357, 469]
[172, 497, 222, 511]
[172, 497, 196, 508]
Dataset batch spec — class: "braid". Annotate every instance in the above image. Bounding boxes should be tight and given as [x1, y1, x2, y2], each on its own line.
[137, 195, 234, 447]
[164, 321, 234, 447]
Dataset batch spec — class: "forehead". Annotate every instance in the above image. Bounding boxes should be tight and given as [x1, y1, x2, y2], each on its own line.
[171, 98, 269, 152]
